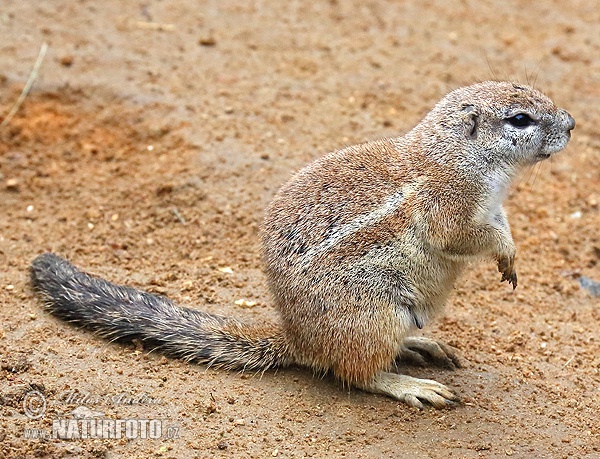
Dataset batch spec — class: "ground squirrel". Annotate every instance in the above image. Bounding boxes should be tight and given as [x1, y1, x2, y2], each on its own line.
[30, 81, 574, 409]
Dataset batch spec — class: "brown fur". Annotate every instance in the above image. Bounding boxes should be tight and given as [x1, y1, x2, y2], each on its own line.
[261, 81, 574, 405]
[31, 81, 574, 408]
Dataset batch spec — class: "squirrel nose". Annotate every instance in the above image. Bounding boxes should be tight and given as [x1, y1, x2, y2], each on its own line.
[560, 110, 576, 131]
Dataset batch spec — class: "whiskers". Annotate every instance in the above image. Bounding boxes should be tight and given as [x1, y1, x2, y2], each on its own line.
[524, 59, 544, 90]
[512, 160, 545, 200]
[529, 160, 544, 192]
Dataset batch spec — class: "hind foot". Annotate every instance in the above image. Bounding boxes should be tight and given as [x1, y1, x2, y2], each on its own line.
[357, 372, 459, 409]
[396, 336, 462, 370]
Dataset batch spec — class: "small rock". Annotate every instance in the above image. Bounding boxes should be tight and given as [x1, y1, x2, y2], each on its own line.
[234, 299, 257, 308]
[199, 36, 217, 47]
[5, 178, 19, 191]
[579, 276, 600, 297]
[60, 55, 74, 67]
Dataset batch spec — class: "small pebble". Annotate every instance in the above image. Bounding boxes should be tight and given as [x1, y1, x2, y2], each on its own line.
[234, 299, 257, 308]
[5, 178, 19, 191]
[199, 36, 217, 47]
[579, 276, 600, 297]
[569, 210, 582, 219]
[60, 55, 74, 67]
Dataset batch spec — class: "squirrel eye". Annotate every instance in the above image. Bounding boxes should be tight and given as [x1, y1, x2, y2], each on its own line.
[506, 113, 534, 128]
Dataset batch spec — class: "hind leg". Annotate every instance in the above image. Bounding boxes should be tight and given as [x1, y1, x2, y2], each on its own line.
[396, 336, 462, 369]
[322, 321, 459, 409]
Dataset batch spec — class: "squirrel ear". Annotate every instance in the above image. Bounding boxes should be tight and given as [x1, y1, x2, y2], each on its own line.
[461, 104, 479, 140]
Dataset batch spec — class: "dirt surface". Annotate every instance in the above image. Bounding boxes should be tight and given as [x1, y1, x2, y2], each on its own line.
[1, 1, 599, 458]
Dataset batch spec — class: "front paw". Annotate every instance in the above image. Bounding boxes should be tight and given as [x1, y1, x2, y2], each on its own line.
[498, 255, 517, 289]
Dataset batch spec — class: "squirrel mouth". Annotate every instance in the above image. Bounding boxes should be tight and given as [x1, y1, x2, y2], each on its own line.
[536, 153, 551, 160]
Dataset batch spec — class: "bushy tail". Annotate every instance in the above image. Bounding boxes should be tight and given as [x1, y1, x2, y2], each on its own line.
[29, 253, 291, 371]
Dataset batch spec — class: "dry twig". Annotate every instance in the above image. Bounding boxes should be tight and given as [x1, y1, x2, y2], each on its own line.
[0, 42, 49, 129]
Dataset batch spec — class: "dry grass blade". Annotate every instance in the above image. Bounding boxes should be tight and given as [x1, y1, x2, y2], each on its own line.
[0, 42, 49, 129]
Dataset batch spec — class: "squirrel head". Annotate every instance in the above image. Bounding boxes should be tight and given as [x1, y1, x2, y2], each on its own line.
[417, 81, 575, 172]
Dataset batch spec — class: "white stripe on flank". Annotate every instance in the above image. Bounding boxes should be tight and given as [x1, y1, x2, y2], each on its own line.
[302, 189, 405, 266]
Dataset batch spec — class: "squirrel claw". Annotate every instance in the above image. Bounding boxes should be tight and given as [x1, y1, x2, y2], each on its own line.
[396, 336, 463, 370]
[498, 256, 517, 289]
[509, 271, 518, 289]
[500, 270, 518, 289]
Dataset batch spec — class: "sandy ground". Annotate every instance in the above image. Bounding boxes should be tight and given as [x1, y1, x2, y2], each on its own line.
[1, 1, 599, 458]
